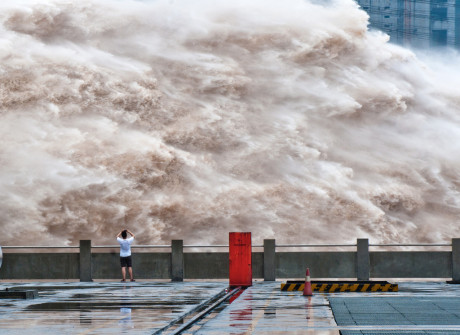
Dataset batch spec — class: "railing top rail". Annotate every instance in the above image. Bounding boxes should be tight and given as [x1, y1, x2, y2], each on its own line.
[0, 242, 454, 249]
[184, 245, 228, 248]
[184, 245, 264, 248]
[93, 245, 171, 248]
[276, 244, 356, 247]
[93, 245, 266, 248]
[1, 246, 80, 249]
[370, 243, 451, 247]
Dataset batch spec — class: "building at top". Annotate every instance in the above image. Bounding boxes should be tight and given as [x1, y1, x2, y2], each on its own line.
[356, 0, 460, 49]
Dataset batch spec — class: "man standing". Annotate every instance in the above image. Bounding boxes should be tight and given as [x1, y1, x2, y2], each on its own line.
[117, 229, 135, 282]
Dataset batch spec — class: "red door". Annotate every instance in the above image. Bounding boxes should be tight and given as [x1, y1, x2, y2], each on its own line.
[229, 232, 252, 287]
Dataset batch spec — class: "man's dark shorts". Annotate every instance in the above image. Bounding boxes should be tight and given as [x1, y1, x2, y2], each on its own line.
[120, 256, 132, 268]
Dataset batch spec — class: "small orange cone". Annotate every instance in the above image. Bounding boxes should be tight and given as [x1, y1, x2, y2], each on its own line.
[303, 268, 313, 296]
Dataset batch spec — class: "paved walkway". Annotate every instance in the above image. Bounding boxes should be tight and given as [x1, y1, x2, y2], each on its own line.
[1, 281, 460, 334]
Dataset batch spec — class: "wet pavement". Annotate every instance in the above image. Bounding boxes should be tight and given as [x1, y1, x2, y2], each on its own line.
[1, 281, 460, 334]
[0, 281, 226, 334]
[189, 281, 338, 335]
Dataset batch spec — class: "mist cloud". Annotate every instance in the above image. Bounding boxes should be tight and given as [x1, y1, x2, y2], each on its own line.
[1, 0, 460, 246]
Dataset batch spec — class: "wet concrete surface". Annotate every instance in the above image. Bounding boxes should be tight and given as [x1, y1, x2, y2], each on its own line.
[189, 281, 338, 335]
[0, 281, 460, 334]
[0, 281, 226, 334]
[195, 281, 460, 335]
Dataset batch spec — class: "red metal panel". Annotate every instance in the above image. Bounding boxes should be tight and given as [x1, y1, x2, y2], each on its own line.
[229, 232, 252, 287]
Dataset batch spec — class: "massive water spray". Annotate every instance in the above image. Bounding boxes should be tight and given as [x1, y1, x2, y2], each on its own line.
[1, 0, 460, 246]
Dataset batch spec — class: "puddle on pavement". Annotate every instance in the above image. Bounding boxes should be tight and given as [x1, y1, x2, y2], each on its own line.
[27, 302, 182, 311]
[0, 283, 227, 335]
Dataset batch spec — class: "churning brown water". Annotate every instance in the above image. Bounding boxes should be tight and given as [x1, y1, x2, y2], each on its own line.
[1, 0, 460, 246]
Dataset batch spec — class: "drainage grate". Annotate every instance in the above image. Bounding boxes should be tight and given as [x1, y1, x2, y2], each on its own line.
[329, 297, 460, 335]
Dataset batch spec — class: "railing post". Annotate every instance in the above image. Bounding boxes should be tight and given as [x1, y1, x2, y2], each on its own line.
[357, 238, 370, 281]
[171, 240, 184, 282]
[79, 240, 92, 282]
[264, 239, 276, 281]
[452, 238, 460, 282]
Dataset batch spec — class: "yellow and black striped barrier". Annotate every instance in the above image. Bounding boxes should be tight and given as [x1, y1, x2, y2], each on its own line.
[280, 281, 398, 292]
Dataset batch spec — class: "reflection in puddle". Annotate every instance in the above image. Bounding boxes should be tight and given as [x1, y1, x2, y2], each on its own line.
[79, 309, 92, 325]
[264, 306, 276, 319]
[118, 307, 134, 330]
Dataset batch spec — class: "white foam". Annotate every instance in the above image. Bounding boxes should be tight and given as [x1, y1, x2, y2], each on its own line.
[1, 0, 460, 246]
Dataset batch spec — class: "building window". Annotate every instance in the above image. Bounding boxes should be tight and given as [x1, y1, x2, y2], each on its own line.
[431, 29, 448, 46]
[431, 7, 448, 21]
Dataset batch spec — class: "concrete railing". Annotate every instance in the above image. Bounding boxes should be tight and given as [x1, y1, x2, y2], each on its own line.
[1, 238, 459, 282]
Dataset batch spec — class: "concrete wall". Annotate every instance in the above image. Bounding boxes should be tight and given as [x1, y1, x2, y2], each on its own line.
[371, 252, 451, 278]
[92, 252, 171, 279]
[1, 239, 459, 281]
[0, 253, 79, 280]
[276, 252, 356, 278]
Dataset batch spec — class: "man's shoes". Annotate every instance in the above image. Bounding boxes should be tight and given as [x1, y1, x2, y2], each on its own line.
[130, 279, 135, 282]
[121, 279, 126, 282]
